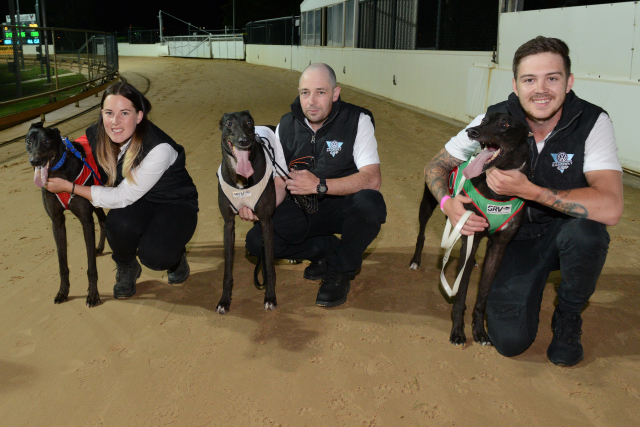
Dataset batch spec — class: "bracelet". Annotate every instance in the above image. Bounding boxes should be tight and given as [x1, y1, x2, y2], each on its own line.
[71, 182, 75, 195]
[440, 195, 451, 211]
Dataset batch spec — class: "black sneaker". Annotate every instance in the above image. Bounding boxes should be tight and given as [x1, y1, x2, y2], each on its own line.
[316, 270, 351, 307]
[113, 259, 142, 299]
[304, 256, 329, 280]
[547, 309, 584, 367]
[168, 251, 190, 284]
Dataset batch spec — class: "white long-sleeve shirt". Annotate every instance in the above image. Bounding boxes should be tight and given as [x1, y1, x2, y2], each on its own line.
[90, 141, 178, 209]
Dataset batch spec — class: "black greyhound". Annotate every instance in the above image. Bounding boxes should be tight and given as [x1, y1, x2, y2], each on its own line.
[410, 113, 530, 345]
[216, 111, 277, 313]
[26, 123, 106, 307]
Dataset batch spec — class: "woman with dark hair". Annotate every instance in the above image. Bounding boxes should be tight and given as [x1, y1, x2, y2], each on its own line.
[45, 81, 199, 299]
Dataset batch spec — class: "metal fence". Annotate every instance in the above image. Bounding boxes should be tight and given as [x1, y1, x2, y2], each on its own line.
[246, 16, 300, 45]
[0, 25, 118, 117]
[162, 34, 245, 60]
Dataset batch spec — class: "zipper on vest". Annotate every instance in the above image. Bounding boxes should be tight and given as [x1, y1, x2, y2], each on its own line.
[526, 110, 583, 223]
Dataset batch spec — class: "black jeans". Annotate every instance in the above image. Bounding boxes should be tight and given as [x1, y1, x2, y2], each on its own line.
[246, 189, 387, 277]
[106, 198, 198, 271]
[486, 217, 610, 357]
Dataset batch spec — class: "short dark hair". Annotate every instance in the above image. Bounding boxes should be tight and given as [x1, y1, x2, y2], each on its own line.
[512, 36, 571, 79]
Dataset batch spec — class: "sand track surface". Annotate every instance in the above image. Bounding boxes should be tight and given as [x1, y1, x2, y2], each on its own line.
[1, 57, 639, 426]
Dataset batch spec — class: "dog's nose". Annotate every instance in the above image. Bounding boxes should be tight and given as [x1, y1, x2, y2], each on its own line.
[29, 158, 39, 166]
[466, 128, 480, 139]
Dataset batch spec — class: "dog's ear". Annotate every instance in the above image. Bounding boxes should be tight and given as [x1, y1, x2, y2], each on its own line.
[30, 122, 44, 129]
[51, 128, 62, 139]
[243, 110, 250, 115]
[219, 114, 229, 130]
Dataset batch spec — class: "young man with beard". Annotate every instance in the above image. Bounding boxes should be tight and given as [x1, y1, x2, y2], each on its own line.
[424, 36, 623, 366]
[242, 63, 387, 307]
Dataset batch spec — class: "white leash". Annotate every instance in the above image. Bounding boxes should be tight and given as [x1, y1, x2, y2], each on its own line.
[440, 173, 475, 297]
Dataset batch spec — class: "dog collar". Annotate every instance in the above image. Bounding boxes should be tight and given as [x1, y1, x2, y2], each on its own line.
[49, 151, 67, 171]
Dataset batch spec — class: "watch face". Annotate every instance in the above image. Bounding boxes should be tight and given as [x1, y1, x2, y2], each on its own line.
[318, 183, 327, 194]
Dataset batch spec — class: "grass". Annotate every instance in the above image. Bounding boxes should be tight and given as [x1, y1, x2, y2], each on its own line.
[0, 73, 88, 117]
[0, 63, 71, 85]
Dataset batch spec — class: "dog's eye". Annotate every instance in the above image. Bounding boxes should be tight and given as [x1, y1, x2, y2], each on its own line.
[499, 122, 510, 129]
[246, 121, 253, 126]
[226, 121, 233, 127]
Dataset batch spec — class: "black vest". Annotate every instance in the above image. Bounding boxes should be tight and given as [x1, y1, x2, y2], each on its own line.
[278, 97, 374, 179]
[87, 122, 199, 209]
[486, 90, 605, 234]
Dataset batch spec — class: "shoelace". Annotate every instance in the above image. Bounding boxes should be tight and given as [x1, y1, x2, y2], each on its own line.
[555, 314, 582, 344]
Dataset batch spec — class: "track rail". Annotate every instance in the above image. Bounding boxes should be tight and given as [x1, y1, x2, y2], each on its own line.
[0, 72, 151, 148]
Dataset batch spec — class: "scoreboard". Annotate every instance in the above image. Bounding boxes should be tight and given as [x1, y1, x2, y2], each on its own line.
[3, 14, 40, 45]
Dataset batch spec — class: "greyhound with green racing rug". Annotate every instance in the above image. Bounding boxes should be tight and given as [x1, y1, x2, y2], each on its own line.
[410, 113, 530, 346]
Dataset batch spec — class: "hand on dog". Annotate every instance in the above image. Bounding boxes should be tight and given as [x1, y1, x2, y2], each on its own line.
[238, 207, 259, 221]
[285, 169, 319, 195]
[486, 168, 529, 198]
[44, 177, 72, 194]
[443, 195, 489, 236]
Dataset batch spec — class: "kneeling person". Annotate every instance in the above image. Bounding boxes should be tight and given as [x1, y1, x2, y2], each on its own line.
[243, 63, 387, 307]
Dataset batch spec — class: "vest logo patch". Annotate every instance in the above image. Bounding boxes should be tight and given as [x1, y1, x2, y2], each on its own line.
[326, 140, 343, 157]
[551, 152, 574, 173]
[233, 190, 251, 198]
[487, 204, 512, 215]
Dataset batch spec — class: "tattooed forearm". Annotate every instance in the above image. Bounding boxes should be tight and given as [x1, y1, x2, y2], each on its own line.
[535, 188, 589, 218]
[424, 149, 463, 201]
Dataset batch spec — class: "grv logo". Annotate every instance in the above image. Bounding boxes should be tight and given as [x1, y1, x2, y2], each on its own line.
[487, 204, 512, 214]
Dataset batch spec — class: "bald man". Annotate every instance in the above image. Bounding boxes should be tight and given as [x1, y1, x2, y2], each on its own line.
[244, 63, 387, 307]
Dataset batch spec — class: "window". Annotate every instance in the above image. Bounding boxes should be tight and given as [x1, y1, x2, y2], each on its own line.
[345, 0, 356, 47]
[327, 3, 344, 47]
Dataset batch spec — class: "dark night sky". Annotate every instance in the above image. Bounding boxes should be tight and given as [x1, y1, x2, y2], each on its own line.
[2, 0, 302, 35]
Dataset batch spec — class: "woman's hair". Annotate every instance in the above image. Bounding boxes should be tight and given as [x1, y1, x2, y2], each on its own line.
[95, 81, 152, 186]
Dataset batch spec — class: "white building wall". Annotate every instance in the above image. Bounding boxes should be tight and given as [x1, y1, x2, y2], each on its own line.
[247, 2, 640, 173]
[117, 43, 166, 57]
[247, 44, 492, 124]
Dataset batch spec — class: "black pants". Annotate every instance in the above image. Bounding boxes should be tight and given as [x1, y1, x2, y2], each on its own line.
[106, 198, 198, 271]
[486, 217, 610, 357]
[246, 189, 387, 277]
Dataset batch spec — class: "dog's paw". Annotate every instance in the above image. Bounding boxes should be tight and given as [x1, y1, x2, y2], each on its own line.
[216, 301, 230, 314]
[216, 297, 231, 314]
[449, 330, 467, 346]
[264, 295, 277, 311]
[54, 291, 69, 304]
[86, 293, 102, 308]
[409, 262, 419, 270]
[473, 330, 492, 346]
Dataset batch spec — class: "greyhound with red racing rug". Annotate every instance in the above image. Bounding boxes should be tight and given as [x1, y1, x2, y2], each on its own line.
[27, 123, 106, 307]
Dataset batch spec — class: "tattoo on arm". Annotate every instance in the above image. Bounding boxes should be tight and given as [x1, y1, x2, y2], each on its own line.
[537, 188, 589, 218]
[425, 150, 463, 201]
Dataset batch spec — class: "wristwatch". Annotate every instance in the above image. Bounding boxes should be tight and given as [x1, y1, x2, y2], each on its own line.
[317, 178, 328, 199]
